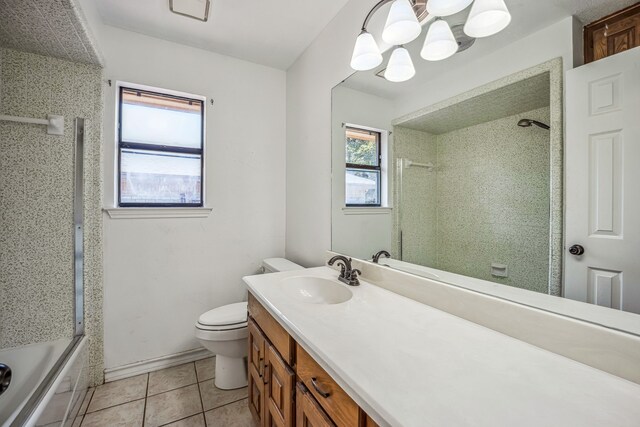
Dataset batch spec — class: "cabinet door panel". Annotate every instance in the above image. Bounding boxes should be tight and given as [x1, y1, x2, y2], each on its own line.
[296, 384, 336, 427]
[249, 318, 265, 377]
[266, 344, 295, 427]
[249, 364, 265, 426]
[248, 318, 266, 425]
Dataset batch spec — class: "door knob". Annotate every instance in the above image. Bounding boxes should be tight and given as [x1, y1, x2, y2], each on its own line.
[569, 244, 585, 256]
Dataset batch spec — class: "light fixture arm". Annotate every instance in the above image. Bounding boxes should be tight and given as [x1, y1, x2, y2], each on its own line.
[361, 0, 427, 31]
[361, 0, 395, 31]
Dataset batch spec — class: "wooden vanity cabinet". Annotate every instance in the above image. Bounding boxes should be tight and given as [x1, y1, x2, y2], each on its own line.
[296, 344, 360, 427]
[265, 343, 295, 427]
[248, 319, 266, 424]
[297, 383, 336, 427]
[248, 292, 378, 427]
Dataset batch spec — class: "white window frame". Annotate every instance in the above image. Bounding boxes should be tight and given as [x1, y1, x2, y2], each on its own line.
[342, 123, 390, 214]
[105, 81, 211, 219]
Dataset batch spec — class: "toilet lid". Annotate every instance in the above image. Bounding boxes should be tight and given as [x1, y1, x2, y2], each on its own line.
[198, 302, 247, 327]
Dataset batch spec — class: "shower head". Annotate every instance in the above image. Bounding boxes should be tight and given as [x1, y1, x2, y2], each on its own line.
[517, 119, 550, 130]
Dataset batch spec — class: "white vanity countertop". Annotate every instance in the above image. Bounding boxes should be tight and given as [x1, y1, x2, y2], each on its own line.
[243, 267, 640, 427]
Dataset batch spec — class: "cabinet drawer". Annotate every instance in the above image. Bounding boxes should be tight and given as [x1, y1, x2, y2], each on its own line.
[248, 292, 294, 364]
[296, 383, 336, 427]
[296, 344, 360, 427]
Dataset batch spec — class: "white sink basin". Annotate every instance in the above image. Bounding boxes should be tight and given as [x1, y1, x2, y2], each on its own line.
[280, 276, 353, 305]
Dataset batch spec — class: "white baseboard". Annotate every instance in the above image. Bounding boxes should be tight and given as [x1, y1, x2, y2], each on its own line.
[104, 347, 213, 383]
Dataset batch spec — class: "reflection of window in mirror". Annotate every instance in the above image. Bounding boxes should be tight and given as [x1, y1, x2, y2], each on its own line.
[345, 126, 387, 207]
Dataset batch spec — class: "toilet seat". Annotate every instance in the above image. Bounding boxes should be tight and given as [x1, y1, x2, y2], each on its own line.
[195, 302, 248, 341]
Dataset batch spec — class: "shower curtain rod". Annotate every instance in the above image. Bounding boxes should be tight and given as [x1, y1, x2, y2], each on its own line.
[0, 113, 64, 135]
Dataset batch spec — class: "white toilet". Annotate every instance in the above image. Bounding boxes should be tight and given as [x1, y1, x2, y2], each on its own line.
[195, 258, 304, 389]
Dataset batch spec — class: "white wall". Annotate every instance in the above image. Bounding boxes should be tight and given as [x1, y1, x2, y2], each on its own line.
[331, 86, 394, 259]
[286, 0, 376, 267]
[96, 25, 286, 370]
[286, 9, 577, 267]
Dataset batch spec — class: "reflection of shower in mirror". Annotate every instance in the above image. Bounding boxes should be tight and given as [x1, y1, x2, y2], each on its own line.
[401, 158, 436, 171]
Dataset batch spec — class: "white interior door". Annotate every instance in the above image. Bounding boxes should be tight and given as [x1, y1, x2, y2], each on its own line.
[565, 47, 640, 314]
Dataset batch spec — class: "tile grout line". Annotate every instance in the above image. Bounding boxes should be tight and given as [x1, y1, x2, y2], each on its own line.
[203, 395, 250, 416]
[79, 388, 96, 426]
[81, 397, 146, 420]
[197, 380, 208, 427]
[142, 373, 150, 427]
[194, 360, 201, 383]
[147, 363, 201, 397]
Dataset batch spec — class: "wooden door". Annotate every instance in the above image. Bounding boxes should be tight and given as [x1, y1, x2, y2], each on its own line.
[265, 344, 295, 427]
[565, 47, 640, 314]
[248, 319, 266, 425]
[296, 384, 336, 427]
[585, 4, 640, 63]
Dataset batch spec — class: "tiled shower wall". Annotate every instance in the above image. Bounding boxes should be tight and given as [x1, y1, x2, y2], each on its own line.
[0, 48, 104, 385]
[392, 127, 437, 267]
[394, 107, 551, 293]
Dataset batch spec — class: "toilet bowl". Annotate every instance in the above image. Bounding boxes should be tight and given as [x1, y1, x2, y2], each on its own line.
[195, 258, 304, 390]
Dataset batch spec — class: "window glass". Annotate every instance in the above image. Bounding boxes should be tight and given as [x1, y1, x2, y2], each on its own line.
[346, 169, 380, 206]
[118, 86, 204, 207]
[121, 88, 203, 149]
[120, 149, 202, 205]
[346, 128, 378, 166]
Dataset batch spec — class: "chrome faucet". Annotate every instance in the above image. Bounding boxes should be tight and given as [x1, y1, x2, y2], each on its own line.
[327, 255, 361, 286]
[372, 250, 391, 263]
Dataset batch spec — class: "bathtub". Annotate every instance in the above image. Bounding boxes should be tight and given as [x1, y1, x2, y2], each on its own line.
[0, 337, 87, 427]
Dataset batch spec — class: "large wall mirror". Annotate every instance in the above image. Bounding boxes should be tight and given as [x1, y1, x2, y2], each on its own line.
[331, 3, 640, 327]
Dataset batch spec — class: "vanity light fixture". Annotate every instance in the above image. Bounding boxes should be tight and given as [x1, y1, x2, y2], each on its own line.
[350, 0, 511, 81]
[464, 0, 512, 38]
[385, 46, 416, 82]
[382, 0, 423, 45]
[421, 19, 458, 61]
[426, 0, 474, 17]
[351, 31, 384, 70]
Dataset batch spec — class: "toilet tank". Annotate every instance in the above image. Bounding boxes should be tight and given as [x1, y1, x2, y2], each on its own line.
[262, 258, 304, 273]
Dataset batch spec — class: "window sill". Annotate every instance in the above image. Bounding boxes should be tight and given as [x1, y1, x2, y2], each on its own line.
[342, 207, 392, 215]
[104, 207, 213, 219]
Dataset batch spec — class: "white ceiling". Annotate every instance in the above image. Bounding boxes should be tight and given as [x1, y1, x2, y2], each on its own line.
[94, 0, 352, 70]
[342, 0, 638, 99]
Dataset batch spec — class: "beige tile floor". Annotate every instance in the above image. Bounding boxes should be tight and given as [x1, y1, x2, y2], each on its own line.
[73, 357, 255, 427]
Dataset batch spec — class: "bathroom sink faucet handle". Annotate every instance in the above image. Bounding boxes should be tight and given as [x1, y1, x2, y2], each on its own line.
[372, 250, 391, 263]
[327, 255, 360, 286]
[349, 269, 362, 284]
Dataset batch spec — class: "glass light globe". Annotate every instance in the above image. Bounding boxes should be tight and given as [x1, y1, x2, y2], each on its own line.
[426, 0, 474, 17]
[421, 20, 458, 61]
[384, 47, 415, 82]
[382, 0, 422, 45]
[350, 31, 383, 71]
[464, 0, 511, 38]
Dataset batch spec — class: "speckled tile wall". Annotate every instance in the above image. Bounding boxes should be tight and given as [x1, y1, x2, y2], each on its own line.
[393, 59, 563, 295]
[435, 107, 551, 293]
[0, 47, 104, 386]
[394, 107, 552, 294]
[392, 127, 438, 267]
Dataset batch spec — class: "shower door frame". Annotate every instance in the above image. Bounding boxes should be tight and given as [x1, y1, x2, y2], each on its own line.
[11, 118, 87, 427]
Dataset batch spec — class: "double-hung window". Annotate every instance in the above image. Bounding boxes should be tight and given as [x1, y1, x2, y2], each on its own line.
[345, 127, 382, 207]
[118, 86, 204, 207]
